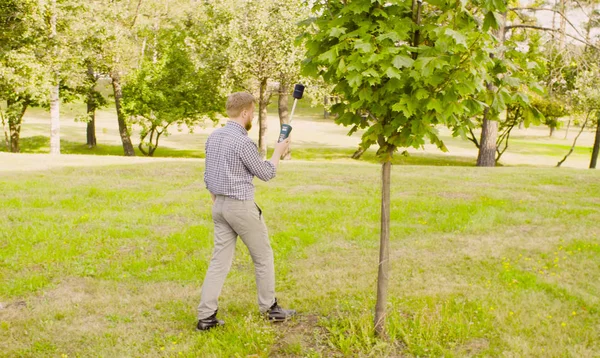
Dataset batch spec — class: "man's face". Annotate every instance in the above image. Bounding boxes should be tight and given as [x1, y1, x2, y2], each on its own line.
[244, 104, 255, 131]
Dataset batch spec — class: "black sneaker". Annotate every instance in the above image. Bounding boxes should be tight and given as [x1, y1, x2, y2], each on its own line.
[266, 299, 296, 322]
[196, 311, 224, 331]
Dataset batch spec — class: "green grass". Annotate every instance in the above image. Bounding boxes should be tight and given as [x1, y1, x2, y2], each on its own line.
[0, 161, 598, 357]
[1, 135, 478, 166]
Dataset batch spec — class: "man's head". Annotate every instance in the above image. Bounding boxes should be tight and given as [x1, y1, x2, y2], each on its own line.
[226, 92, 255, 131]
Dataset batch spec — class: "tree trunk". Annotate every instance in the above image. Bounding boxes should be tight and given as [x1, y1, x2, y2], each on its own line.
[1, 106, 9, 150]
[86, 63, 97, 148]
[278, 78, 291, 160]
[324, 95, 329, 119]
[50, 83, 60, 155]
[564, 119, 571, 139]
[559, 0, 567, 50]
[352, 147, 365, 159]
[477, 12, 506, 167]
[49, 0, 60, 155]
[550, 126, 555, 137]
[111, 70, 135, 156]
[590, 113, 600, 169]
[557, 111, 590, 167]
[477, 108, 498, 167]
[9, 120, 20, 153]
[6, 98, 28, 153]
[86, 100, 97, 148]
[258, 78, 269, 160]
[374, 159, 391, 338]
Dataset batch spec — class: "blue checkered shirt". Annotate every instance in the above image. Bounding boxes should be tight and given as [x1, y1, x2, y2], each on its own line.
[204, 121, 276, 201]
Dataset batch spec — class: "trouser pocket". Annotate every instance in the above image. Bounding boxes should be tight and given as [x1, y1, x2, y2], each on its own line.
[254, 203, 262, 219]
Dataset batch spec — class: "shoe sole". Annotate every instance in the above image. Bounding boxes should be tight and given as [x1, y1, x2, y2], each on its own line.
[268, 314, 297, 323]
[196, 322, 224, 331]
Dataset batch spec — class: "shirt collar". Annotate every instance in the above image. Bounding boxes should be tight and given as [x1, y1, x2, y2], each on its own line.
[227, 121, 248, 135]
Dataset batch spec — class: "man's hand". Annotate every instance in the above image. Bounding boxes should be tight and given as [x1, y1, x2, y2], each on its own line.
[274, 138, 291, 157]
[210, 192, 216, 204]
[270, 138, 290, 168]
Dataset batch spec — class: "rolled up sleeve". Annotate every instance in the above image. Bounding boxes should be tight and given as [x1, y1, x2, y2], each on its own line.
[239, 140, 276, 182]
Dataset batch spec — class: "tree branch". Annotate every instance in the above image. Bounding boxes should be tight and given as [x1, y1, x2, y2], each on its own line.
[130, 0, 143, 29]
[557, 110, 592, 167]
[570, 0, 592, 20]
[504, 24, 600, 50]
[467, 127, 480, 148]
[509, 7, 587, 41]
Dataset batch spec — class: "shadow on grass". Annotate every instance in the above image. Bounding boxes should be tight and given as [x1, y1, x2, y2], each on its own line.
[2, 135, 476, 166]
[0, 136, 204, 158]
[291, 147, 476, 166]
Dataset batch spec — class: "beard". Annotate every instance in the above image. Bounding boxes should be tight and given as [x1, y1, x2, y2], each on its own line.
[245, 120, 252, 131]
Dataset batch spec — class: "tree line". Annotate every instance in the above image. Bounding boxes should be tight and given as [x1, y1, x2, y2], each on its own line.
[1, 0, 599, 168]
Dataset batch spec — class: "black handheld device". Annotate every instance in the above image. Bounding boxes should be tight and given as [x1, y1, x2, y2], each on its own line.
[278, 84, 305, 142]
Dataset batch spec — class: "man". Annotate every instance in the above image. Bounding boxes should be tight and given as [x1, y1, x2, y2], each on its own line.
[197, 92, 296, 331]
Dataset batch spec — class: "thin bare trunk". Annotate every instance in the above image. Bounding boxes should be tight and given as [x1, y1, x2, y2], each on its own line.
[374, 159, 391, 338]
[559, 0, 567, 49]
[0, 106, 9, 150]
[564, 119, 571, 139]
[86, 100, 97, 148]
[49, 0, 60, 155]
[278, 78, 291, 160]
[111, 70, 136, 156]
[258, 78, 269, 160]
[86, 64, 97, 148]
[557, 112, 591, 167]
[352, 147, 365, 159]
[50, 84, 60, 154]
[590, 112, 600, 169]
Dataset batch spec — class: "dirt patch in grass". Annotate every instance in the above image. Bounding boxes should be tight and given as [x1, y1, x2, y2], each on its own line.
[271, 314, 334, 357]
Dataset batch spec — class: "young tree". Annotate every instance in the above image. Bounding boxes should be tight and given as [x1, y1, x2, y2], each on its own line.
[224, 0, 308, 159]
[122, 25, 225, 156]
[305, 0, 505, 336]
[464, 26, 545, 165]
[0, 0, 47, 153]
[81, 0, 141, 156]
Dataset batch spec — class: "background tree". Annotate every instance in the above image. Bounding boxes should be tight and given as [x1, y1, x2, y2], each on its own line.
[463, 23, 545, 165]
[0, 0, 48, 153]
[122, 23, 225, 156]
[305, 0, 506, 336]
[223, 0, 308, 159]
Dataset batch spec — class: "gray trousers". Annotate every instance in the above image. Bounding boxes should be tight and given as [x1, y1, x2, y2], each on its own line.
[197, 195, 276, 319]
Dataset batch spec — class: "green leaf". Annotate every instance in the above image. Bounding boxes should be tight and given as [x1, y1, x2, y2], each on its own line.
[445, 29, 467, 47]
[376, 32, 400, 42]
[347, 72, 362, 88]
[483, 11, 499, 31]
[317, 48, 337, 64]
[354, 40, 373, 53]
[503, 76, 521, 87]
[338, 58, 346, 73]
[426, 98, 443, 113]
[414, 88, 429, 100]
[362, 68, 379, 78]
[392, 55, 414, 69]
[329, 27, 347, 38]
[385, 66, 402, 79]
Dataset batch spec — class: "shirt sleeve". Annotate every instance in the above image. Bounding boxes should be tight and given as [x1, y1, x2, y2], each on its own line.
[204, 137, 210, 189]
[239, 139, 276, 182]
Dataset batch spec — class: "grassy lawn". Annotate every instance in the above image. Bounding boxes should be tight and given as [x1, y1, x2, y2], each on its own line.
[1, 161, 599, 357]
